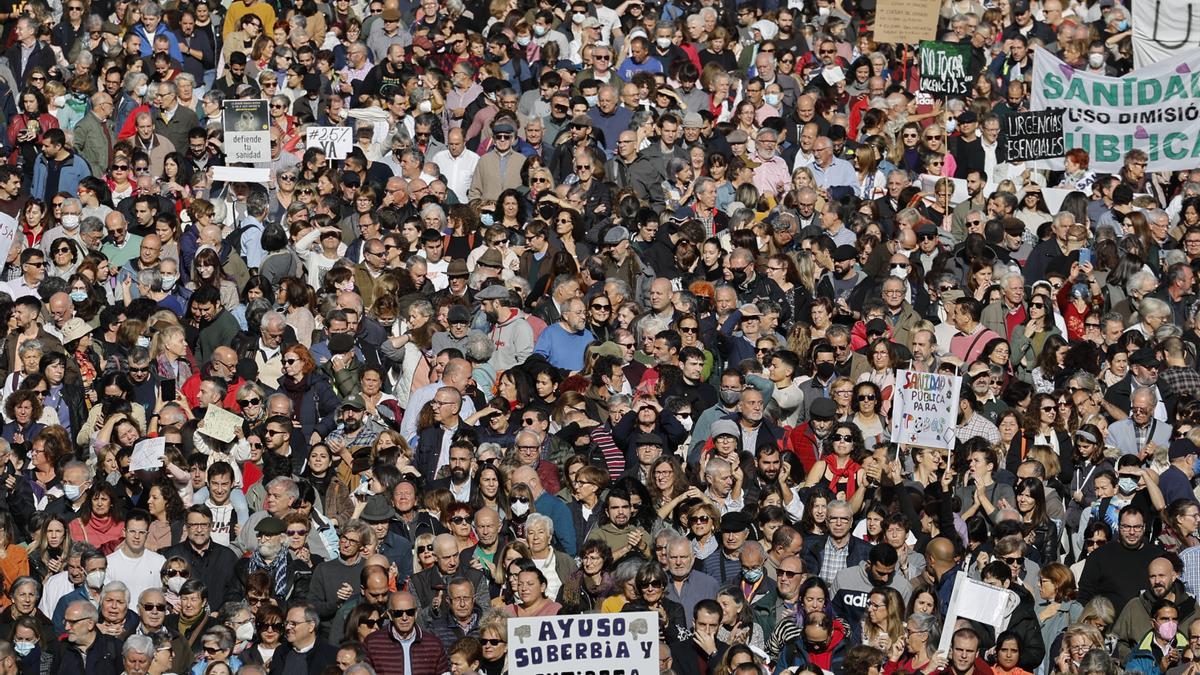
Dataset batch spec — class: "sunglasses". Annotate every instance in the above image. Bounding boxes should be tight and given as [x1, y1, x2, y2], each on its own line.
[481, 638, 505, 646]
[639, 579, 665, 589]
[417, 544, 434, 553]
[260, 623, 284, 631]
[832, 433, 855, 442]
[240, 397, 262, 406]
[389, 608, 418, 618]
[690, 515, 711, 524]
[450, 516, 470, 524]
[142, 603, 167, 612]
[286, 529, 308, 536]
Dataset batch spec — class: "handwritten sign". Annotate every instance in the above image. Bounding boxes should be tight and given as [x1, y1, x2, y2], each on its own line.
[507, 612, 658, 675]
[0, 213, 18, 283]
[130, 437, 166, 472]
[199, 405, 243, 443]
[874, 0, 940, 44]
[306, 126, 353, 160]
[890, 369, 962, 450]
[222, 100, 270, 164]
[1003, 110, 1065, 163]
[919, 41, 973, 97]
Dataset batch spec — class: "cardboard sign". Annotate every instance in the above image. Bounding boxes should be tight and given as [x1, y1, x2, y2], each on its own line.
[222, 100, 271, 164]
[130, 437, 166, 472]
[890, 369, 962, 451]
[919, 41, 973, 97]
[199, 405, 243, 443]
[1003, 110, 1065, 163]
[306, 126, 353, 160]
[874, 0, 940, 44]
[938, 573, 1021, 654]
[507, 612, 658, 675]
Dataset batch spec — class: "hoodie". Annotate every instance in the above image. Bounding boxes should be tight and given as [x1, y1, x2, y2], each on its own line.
[831, 561, 914, 642]
[1113, 581, 1200, 660]
[487, 309, 534, 372]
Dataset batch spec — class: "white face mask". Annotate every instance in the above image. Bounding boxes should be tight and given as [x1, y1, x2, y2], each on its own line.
[510, 500, 530, 517]
[572, 12, 586, 23]
[86, 570, 106, 590]
[945, 118, 957, 133]
[1089, 53, 1105, 68]
[162, 274, 177, 291]
[818, 6, 830, 15]
[418, 99, 433, 113]
[236, 621, 255, 642]
[517, 35, 530, 46]
[61, 214, 80, 230]
[679, 415, 694, 432]
[166, 576, 186, 594]
[52, 95, 66, 108]
[656, 37, 672, 50]
[136, 83, 148, 97]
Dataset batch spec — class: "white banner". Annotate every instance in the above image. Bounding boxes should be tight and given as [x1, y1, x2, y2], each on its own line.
[1030, 46, 1200, 173]
[1133, 0, 1200, 68]
[889, 369, 961, 451]
[507, 612, 657, 675]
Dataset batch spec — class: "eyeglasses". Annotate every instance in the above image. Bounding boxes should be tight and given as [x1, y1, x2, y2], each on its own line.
[450, 516, 470, 524]
[1000, 556, 1024, 566]
[481, 638, 506, 646]
[690, 515, 711, 524]
[1040, 405, 1056, 412]
[286, 529, 308, 536]
[639, 579, 665, 589]
[240, 397, 262, 406]
[164, 569, 190, 577]
[417, 544, 434, 553]
[134, 166, 151, 174]
[857, 394, 877, 401]
[389, 608, 418, 618]
[141, 603, 167, 612]
[778, 569, 802, 578]
[260, 622, 284, 631]
[832, 433, 855, 442]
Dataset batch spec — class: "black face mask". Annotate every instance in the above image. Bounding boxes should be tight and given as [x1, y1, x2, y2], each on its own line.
[815, 362, 836, 380]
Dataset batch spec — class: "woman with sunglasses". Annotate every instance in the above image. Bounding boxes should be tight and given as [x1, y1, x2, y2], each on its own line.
[622, 563, 686, 644]
[802, 422, 865, 502]
[240, 603, 286, 670]
[850, 381, 889, 447]
[1011, 293, 1062, 381]
[889, 122, 924, 174]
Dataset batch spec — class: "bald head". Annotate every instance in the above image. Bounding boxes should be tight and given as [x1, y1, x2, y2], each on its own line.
[511, 466, 542, 496]
[926, 537, 957, 575]
[212, 346, 237, 365]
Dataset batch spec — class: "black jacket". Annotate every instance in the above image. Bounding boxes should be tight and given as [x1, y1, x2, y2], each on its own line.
[53, 631, 122, 675]
[801, 536, 872, 580]
[267, 641, 338, 675]
[162, 540, 242, 607]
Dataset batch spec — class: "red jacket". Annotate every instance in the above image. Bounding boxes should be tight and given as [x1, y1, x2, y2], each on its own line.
[787, 422, 825, 472]
[181, 371, 245, 414]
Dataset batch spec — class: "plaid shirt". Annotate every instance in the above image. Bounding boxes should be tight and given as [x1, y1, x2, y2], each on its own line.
[1159, 366, 1200, 403]
[325, 418, 385, 450]
[957, 412, 1001, 445]
[820, 537, 850, 583]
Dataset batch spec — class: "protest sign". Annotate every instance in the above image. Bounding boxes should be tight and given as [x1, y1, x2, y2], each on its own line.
[222, 100, 270, 164]
[200, 405, 243, 443]
[212, 167, 272, 183]
[1030, 46, 1200, 173]
[1003, 110, 1065, 163]
[937, 574, 1021, 654]
[306, 126, 353, 160]
[507, 612, 657, 675]
[873, 0, 940, 43]
[1133, 0, 1200, 68]
[918, 41, 973, 97]
[130, 437, 166, 472]
[890, 369, 962, 451]
[0, 214, 19, 285]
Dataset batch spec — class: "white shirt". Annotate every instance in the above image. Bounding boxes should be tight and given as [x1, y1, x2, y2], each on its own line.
[40, 569, 73, 617]
[431, 148, 480, 202]
[107, 547, 167, 603]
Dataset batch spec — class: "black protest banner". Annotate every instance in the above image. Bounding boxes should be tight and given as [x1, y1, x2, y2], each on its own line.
[918, 41, 973, 97]
[1003, 109, 1065, 163]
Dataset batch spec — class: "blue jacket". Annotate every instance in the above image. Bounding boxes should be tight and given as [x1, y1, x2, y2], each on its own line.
[31, 152, 92, 202]
[535, 492, 577, 556]
[134, 22, 183, 61]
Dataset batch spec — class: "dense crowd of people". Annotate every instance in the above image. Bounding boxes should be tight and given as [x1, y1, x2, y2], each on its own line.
[0, 0, 1192, 674]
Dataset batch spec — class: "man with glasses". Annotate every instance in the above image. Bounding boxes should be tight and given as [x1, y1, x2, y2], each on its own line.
[164, 505, 241, 606]
[4, 249, 45, 301]
[803, 500, 872, 584]
[309, 520, 372, 628]
[233, 516, 310, 605]
[468, 117, 525, 202]
[410, 534, 489, 618]
[1079, 505, 1165, 609]
[364, 590, 450, 675]
[134, 588, 192, 673]
[270, 602, 337, 672]
[150, 82, 197, 152]
[59, 600, 122, 672]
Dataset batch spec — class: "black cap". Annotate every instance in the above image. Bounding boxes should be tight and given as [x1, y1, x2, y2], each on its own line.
[958, 110, 978, 124]
[1170, 439, 1199, 460]
[834, 244, 858, 262]
[721, 511, 752, 533]
[810, 397, 837, 419]
[866, 318, 888, 335]
[633, 432, 664, 447]
[1130, 347, 1163, 368]
[255, 517, 285, 535]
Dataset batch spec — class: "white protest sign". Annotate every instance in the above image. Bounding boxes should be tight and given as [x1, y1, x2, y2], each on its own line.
[306, 126, 353, 160]
[1030, 46, 1200, 173]
[130, 437, 167, 472]
[222, 100, 271, 164]
[1133, 0, 1200, 68]
[0, 213, 18, 276]
[212, 166, 271, 183]
[507, 612, 658, 675]
[938, 573, 1022, 654]
[200, 405, 243, 443]
[890, 369, 962, 451]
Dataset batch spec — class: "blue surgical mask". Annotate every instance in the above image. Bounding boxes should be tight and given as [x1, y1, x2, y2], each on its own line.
[64, 484, 82, 500]
[480, 213, 495, 227]
[764, 93, 780, 107]
[1118, 477, 1138, 494]
[585, 94, 598, 106]
[743, 566, 764, 583]
[69, 290, 87, 302]
[13, 642, 34, 657]
[1117, 19, 1128, 30]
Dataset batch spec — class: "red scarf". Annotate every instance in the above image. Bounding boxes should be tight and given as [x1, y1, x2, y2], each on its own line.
[824, 455, 861, 497]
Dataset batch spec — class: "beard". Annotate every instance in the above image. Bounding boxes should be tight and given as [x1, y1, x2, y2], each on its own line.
[258, 540, 283, 558]
[450, 467, 469, 483]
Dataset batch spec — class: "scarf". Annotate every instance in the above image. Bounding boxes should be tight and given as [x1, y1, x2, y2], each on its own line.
[281, 373, 310, 417]
[824, 455, 861, 497]
[248, 551, 291, 599]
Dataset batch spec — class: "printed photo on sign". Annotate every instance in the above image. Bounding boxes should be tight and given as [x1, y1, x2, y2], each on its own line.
[222, 100, 271, 164]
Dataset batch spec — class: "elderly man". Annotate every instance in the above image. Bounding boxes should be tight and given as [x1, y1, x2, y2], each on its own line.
[74, 93, 115, 178]
[802, 500, 873, 583]
[134, 587, 193, 673]
[130, 112, 174, 176]
[409, 534, 490, 615]
[163, 505, 241, 607]
[532, 298, 594, 372]
[60, 600, 122, 673]
[1108, 386, 1173, 457]
[752, 128, 790, 197]
[364, 591, 450, 675]
[810, 136, 857, 197]
[664, 535, 720, 627]
[271, 601, 337, 674]
[308, 521, 372, 625]
[430, 128, 478, 203]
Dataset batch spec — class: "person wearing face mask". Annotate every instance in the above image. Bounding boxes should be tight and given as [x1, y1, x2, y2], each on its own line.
[51, 550, 108, 633]
[1125, 600, 1188, 673]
